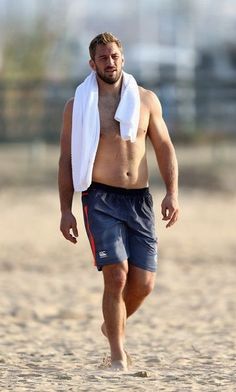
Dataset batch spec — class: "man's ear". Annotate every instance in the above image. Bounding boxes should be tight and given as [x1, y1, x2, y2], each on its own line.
[122, 56, 125, 67]
[89, 59, 96, 71]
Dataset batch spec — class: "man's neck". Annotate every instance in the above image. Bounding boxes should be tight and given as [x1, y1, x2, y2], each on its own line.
[96, 74, 123, 97]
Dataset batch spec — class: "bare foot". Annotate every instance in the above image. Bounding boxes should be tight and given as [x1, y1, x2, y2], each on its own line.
[110, 359, 127, 372]
[111, 352, 132, 371]
[98, 351, 132, 370]
[100, 322, 132, 369]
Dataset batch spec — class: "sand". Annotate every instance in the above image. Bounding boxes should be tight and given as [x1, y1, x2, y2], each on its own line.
[0, 143, 236, 391]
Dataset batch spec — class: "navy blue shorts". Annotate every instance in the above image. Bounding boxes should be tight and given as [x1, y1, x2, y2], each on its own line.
[81, 182, 158, 272]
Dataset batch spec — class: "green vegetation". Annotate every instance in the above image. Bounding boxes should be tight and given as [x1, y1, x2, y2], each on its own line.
[2, 16, 54, 80]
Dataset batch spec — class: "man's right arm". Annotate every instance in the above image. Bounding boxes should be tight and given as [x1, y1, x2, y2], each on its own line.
[146, 90, 179, 228]
[58, 98, 78, 244]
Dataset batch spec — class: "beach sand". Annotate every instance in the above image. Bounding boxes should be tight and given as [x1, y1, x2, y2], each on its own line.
[0, 143, 235, 391]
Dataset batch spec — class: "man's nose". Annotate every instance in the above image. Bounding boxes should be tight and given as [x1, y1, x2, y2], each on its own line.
[107, 56, 114, 66]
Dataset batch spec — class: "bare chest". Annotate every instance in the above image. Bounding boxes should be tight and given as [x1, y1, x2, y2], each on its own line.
[98, 95, 149, 137]
[98, 96, 120, 135]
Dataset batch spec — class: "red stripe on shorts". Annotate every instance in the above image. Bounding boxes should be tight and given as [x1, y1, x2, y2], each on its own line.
[83, 205, 96, 266]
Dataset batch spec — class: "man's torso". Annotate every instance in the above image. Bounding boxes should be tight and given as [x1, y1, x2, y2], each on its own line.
[92, 87, 150, 189]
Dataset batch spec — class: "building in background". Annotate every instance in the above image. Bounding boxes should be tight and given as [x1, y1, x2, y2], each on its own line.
[0, 0, 235, 141]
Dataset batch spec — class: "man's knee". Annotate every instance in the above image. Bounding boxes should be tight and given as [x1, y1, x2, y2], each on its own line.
[141, 277, 155, 297]
[103, 262, 128, 293]
[128, 271, 155, 298]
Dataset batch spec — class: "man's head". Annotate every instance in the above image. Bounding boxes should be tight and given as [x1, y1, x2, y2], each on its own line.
[89, 32, 124, 84]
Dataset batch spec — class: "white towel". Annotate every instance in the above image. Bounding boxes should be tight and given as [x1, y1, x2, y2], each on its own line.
[71, 71, 140, 192]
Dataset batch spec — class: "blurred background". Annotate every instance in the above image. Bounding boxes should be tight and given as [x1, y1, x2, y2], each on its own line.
[0, 0, 236, 190]
[0, 0, 236, 144]
[0, 2, 236, 389]
[0, 0, 236, 253]
[0, 0, 235, 256]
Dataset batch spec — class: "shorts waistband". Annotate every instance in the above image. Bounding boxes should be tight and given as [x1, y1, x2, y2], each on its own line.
[85, 181, 149, 195]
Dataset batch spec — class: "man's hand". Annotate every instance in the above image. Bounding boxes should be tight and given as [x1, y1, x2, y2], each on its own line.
[161, 193, 179, 228]
[60, 211, 78, 244]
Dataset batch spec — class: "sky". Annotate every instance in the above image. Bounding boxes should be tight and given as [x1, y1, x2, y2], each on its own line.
[1, 0, 236, 46]
[0, 0, 235, 79]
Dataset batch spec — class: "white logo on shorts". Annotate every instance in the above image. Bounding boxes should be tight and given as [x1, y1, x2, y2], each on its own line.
[99, 250, 108, 258]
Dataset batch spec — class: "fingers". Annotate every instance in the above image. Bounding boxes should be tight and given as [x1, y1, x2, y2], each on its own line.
[60, 216, 78, 244]
[162, 204, 175, 221]
[161, 194, 179, 228]
[162, 207, 176, 227]
[60, 226, 77, 244]
[71, 220, 79, 238]
[67, 230, 78, 244]
[165, 209, 179, 228]
[161, 203, 168, 220]
[162, 207, 171, 221]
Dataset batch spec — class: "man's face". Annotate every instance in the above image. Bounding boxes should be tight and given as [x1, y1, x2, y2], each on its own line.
[90, 43, 124, 84]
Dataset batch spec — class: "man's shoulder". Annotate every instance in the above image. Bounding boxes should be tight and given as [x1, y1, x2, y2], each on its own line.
[138, 86, 161, 110]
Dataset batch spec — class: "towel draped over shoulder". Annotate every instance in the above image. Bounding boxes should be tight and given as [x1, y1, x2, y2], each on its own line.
[71, 71, 140, 192]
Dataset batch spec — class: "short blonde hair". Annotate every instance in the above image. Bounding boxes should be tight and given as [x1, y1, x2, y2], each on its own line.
[89, 32, 123, 60]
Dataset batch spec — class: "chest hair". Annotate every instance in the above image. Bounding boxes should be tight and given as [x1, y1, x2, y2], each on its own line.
[98, 95, 121, 135]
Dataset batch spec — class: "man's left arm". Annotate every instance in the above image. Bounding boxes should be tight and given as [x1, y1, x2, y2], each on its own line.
[147, 91, 179, 228]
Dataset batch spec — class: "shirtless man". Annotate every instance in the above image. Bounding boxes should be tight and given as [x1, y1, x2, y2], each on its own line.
[58, 32, 179, 371]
